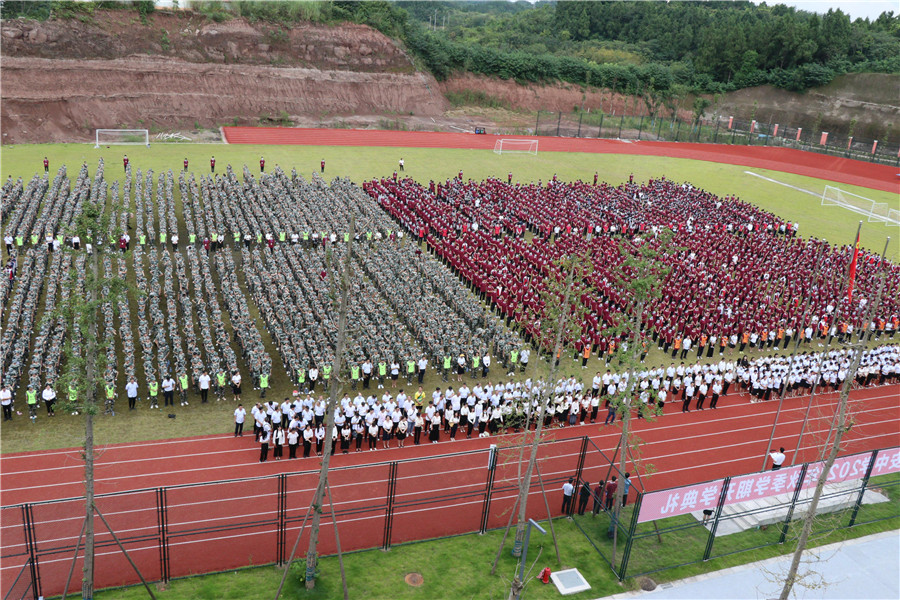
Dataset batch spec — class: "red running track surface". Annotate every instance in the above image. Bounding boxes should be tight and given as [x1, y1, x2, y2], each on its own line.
[222, 127, 900, 194]
[2, 384, 898, 596]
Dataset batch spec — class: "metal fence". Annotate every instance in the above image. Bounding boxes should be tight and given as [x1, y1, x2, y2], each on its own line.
[567, 446, 900, 581]
[0, 435, 599, 600]
[533, 110, 900, 167]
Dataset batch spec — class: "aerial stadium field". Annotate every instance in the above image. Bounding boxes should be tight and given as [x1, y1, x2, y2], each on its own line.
[1, 131, 898, 599]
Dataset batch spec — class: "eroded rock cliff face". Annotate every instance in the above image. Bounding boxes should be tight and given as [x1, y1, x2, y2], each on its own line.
[1, 11, 447, 143]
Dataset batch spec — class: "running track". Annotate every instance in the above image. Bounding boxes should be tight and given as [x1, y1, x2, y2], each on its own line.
[2, 384, 898, 597]
[222, 127, 900, 194]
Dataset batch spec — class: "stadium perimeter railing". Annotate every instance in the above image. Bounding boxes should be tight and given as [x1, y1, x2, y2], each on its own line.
[3, 441, 896, 599]
[0, 435, 613, 600]
[531, 111, 900, 167]
[569, 446, 900, 581]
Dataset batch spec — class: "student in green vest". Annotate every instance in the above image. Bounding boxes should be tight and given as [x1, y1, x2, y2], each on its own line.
[15, 234, 24, 247]
[139, 233, 146, 246]
[472, 354, 481, 380]
[406, 359, 416, 386]
[350, 365, 360, 390]
[279, 231, 286, 243]
[105, 381, 116, 416]
[378, 360, 387, 389]
[302, 231, 309, 247]
[68, 385, 79, 415]
[160, 231, 167, 245]
[257, 232, 263, 245]
[509, 349, 518, 375]
[366, 231, 372, 244]
[233, 231, 241, 244]
[215, 370, 227, 402]
[26, 385, 38, 421]
[322, 364, 332, 390]
[30, 233, 39, 246]
[259, 371, 269, 398]
[148, 380, 160, 409]
[297, 367, 306, 393]
[442, 354, 451, 383]
[189, 233, 196, 245]
[343, 232, 350, 243]
[179, 373, 190, 406]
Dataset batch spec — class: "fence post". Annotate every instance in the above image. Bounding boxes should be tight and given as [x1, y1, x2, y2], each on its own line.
[657, 117, 663, 140]
[277, 474, 287, 565]
[713, 120, 720, 143]
[22, 503, 41, 600]
[618, 115, 624, 138]
[479, 445, 499, 533]
[617, 491, 643, 581]
[730, 126, 736, 145]
[573, 436, 589, 491]
[535, 111, 540, 136]
[577, 112, 583, 138]
[155, 487, 170, 583]
[637, 115, 643, 140]
[598, 114, 604, 138]
[382, 461, 399, 550]
[703, 477, 731, 561]
[764, 124, 770, 146]
[848, 450, 878, 527]
[779, 463, 808, 544]
[556, 112, 561, 137]
[674, 119, 681, 142]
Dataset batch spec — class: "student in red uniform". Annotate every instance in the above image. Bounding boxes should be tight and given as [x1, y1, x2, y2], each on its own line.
[123, 154, 129, 172]
[210, 156, 216, 173]
[260, 156, 265, 172]
[320, 158, 325, 173]
[43, 157, 49, 173]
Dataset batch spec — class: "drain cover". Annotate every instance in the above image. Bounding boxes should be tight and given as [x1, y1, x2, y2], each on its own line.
[405, 573, 424, 587]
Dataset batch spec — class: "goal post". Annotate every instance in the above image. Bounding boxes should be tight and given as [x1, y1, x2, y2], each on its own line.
[493, 139, 538, 156]
[822, 185, 898, 226]
[94, 129, 150, 148]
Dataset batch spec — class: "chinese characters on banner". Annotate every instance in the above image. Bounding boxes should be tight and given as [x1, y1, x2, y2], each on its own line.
[637, 449, 897, 524]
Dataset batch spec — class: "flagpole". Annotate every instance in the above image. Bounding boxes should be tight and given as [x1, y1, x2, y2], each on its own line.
[818, 236, 889, 457]
[792, 221, 862, 464]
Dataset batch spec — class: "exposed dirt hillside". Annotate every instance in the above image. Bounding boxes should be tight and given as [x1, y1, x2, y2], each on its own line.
[1, 10, 448, 143]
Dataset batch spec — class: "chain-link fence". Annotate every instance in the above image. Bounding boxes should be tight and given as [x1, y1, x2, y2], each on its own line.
[532, 110, 900, 167]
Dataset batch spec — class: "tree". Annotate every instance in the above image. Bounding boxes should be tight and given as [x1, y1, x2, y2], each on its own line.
[778, 240, 890, 600]
[604, 229, 676, 567]
[504, 249, 594, 600]
[55, 161, 134, 598]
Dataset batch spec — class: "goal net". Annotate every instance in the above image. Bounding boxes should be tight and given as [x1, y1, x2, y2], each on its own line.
[94, 129, 150, 148]
[493, 139, 538, 156]
[822, 185, 899, 226]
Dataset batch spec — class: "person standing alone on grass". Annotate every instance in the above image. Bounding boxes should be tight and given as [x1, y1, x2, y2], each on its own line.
[321, 158, 325, 173]
[210, 156, 215, 173]
[769, 447, 786, 470]
[399, 157, 404, 172]
[43, 156, 49, 173]
[561, 477, 575, 515]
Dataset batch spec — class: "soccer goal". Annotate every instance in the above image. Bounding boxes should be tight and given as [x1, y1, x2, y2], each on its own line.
[493, 139, 538, 156]
[822, 185, 899, 226]
[94, 129, 150, 148]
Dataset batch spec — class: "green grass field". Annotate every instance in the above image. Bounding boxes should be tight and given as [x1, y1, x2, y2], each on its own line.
[1, 141, 898, 454]
[2, 142, 896, 258]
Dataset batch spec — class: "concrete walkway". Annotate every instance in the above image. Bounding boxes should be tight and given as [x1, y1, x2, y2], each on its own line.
[602, 530, 900, 600]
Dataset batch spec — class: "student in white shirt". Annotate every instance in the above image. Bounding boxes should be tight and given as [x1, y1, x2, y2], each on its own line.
[198, 371, 211, 404]
[234, 404, 246, 437]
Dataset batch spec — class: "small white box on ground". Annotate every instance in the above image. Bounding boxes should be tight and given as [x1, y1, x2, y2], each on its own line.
[549, 568, 591, 595]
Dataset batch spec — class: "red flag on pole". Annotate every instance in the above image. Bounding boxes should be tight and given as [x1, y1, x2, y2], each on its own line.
[847, 232, 860, 302]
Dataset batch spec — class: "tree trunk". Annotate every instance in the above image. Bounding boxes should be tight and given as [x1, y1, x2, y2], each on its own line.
[778, 272, 886, 600]
[82, 413, 95, 600]
[511, 264, 576, 560]
[81, 250, 101, 599]
[610, 298, 644, 568]
[304, 218, 354, 590]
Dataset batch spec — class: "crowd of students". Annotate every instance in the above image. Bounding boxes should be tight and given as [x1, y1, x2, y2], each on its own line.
[364, 175, 899, 357]
[242, 344, 900, 461]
